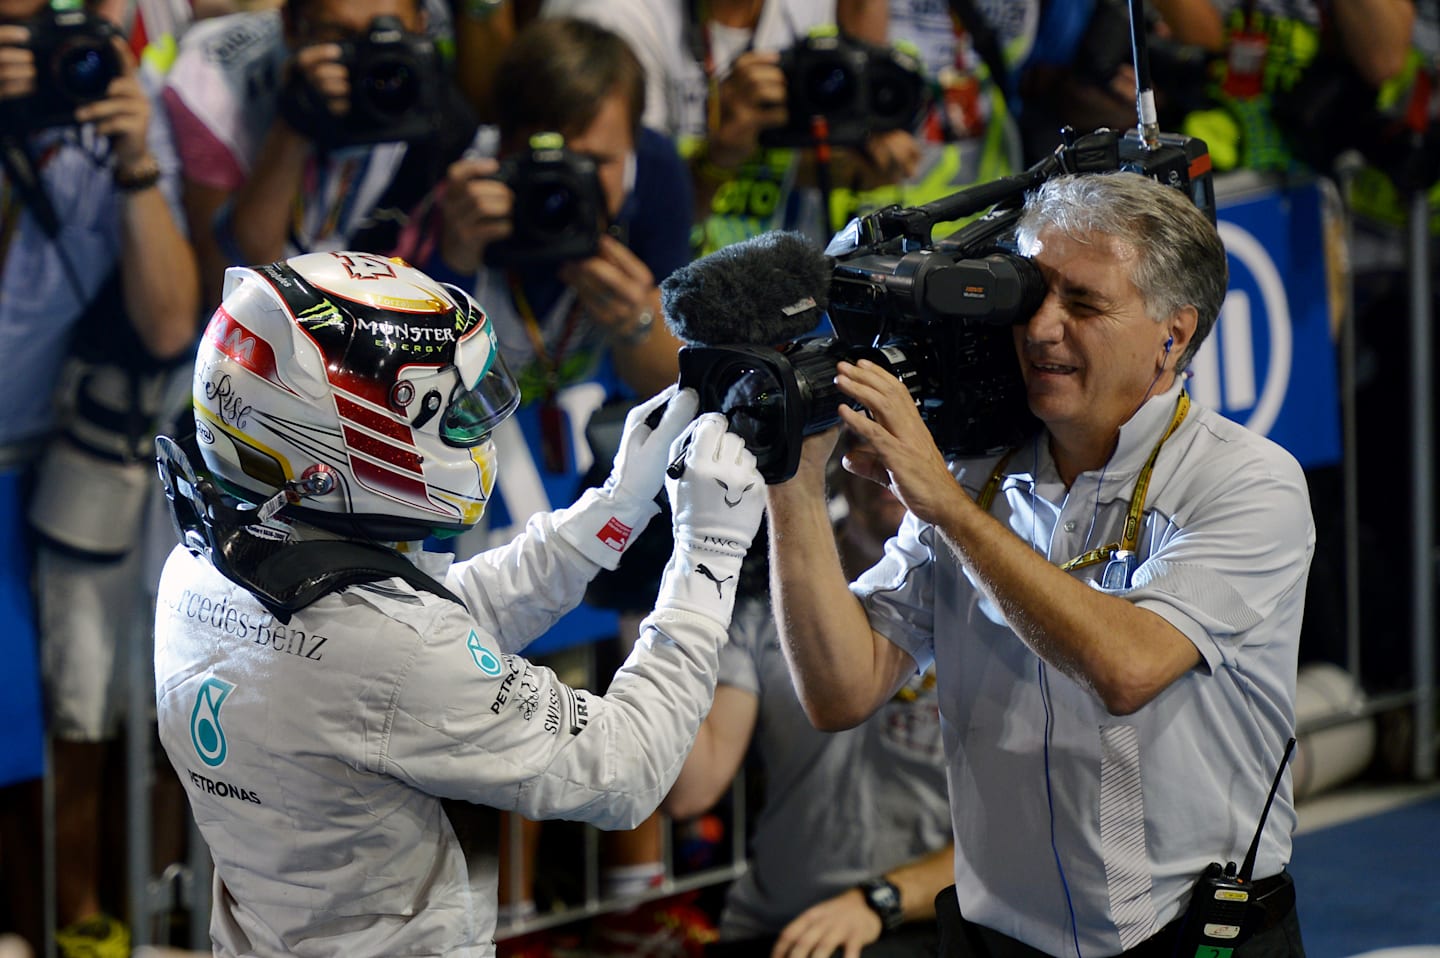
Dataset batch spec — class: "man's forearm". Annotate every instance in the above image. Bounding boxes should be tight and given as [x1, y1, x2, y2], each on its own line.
[229, 122, 310, 265]
[1333, 0, 1415, 86]
[767, 479, 906, 730]
[928, 489, 1198, 716]
[119, 184, 201, 360]
[890, 844, 955, 922]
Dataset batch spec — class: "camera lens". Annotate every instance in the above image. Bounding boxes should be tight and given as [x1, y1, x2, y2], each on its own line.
[867, 61, 922, 129]
[801, 58, 857, 113]
[716, 363, 786, 458]
[55, 40, 115, 103]
[516, 180, 581, 237]
[360, 58, 418, 115]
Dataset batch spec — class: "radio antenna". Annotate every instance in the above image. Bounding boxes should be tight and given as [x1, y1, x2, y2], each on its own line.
[1128, 0, 1161, 149]
[1239, 737, 1297, 882]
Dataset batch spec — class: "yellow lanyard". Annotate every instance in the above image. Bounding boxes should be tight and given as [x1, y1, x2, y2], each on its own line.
[508, 271, 583, 402]
[976, 392, 1190, 574]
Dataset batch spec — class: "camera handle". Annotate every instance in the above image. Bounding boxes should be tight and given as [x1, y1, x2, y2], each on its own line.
[845, 0, 1177, 251]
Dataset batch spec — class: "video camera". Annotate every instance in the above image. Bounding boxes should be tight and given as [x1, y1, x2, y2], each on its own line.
[484, 132, 607, 269]
[759, 28, 929, 149]
[0, 4, 121, 134]
[677, 125, 1216, 484]
[280, 15, 442, 148]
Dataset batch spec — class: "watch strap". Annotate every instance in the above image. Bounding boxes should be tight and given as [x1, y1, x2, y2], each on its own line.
[858, 876, 904, 933]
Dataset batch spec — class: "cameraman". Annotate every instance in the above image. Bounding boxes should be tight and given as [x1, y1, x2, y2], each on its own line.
[766, 173, 1313, 957]
[162, 0, 470, 308]
[0, 1, 197, 953]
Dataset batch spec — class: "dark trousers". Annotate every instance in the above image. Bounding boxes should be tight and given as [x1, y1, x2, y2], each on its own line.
[705, 920, 941, 957]
[935, 873, 1305, 958]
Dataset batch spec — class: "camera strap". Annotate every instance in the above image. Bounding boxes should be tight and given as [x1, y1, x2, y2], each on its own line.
[0, 134, 60, 241]
[945, 0, 1009, 99]
[976, 391, 1189, 580]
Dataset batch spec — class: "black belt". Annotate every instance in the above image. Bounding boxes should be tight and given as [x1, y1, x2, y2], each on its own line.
[1126, 871, 1296, 957]
[936, 871, 1297, 957]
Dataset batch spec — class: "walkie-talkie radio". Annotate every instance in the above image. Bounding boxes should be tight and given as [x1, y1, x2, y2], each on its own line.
[1176, 737, 1297, 954]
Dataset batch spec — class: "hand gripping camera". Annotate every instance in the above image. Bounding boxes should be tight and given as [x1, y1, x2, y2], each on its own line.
[483, 132, 608, 269]
[279, 15, 442, 148]
[759, 27, 929, 149]
[0, 4, 121, 134]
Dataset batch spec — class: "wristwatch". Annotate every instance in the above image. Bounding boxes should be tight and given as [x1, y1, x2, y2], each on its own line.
[858, 876, 904, 933]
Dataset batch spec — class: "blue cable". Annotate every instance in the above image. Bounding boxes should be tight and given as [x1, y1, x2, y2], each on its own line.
[1040, 659, 1083, 958]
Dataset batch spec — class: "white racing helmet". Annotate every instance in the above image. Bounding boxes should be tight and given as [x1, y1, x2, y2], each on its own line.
[193, 251, 520, 541]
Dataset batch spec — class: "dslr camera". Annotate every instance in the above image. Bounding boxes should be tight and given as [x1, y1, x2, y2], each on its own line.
[679, 127, 1216, 483]
[281, 15, 442, 147]
[760, 28, 929, 149]
[484, 132, 608, 269]
[1, 5, 121, 134]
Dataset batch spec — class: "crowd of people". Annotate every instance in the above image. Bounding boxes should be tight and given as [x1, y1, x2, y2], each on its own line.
[0, 0, 1435, 956]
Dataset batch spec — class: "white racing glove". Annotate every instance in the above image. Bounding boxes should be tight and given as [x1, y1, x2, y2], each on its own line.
[556, 385, 700, 569]
[653, 413, 766, 625]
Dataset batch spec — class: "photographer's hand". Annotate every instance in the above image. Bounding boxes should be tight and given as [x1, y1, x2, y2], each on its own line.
[834, 359, 959, 528]
[772, 887, 882, 958]
[559, 235, 681, 394]
[438, 156, 512, 275]
[708, 50, 787, 169]
[290, 42, 348, 117]
[74, 40, 151, 173]
[0, 24, 36, 101]
[853, 128, 922, 190]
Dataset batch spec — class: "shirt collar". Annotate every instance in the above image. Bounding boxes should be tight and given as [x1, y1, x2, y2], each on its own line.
[1106, 378, 1188, 476]
[1006, 378, 1188, 499]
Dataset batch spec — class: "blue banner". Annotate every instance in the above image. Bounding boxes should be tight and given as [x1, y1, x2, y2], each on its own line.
[1189, 176, 1343, 469]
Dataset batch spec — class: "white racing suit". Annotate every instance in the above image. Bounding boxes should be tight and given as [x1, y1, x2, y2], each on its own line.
[154, 487, 728, 957]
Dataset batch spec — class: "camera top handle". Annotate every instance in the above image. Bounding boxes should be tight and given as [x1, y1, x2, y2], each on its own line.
[839, 127, 1134, 252]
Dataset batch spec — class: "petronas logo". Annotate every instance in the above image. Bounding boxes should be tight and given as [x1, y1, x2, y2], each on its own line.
[298, 300, 345, 331]
[190, 677, 235, 768]
[467, 630, 503, 676]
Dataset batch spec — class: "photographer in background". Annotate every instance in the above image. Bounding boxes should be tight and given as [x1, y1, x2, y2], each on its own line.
[0, 1, 198, 954]
[432, 16, 687, 397]
[766, 172, 1313, 956]
[427, 16, 700, 954]
[539, 0, 916, 255]
[161, 0, 470, 309]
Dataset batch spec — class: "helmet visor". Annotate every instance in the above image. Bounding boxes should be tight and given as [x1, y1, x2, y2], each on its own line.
[441, 353, 521, 447]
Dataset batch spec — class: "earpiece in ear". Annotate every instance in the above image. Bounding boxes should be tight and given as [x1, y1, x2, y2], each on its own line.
[1164, 335, 1174, 352]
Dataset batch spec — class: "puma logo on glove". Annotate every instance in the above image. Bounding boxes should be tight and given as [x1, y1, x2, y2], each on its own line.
[716, 478, 756, 508]
[696, 563, 735, 598]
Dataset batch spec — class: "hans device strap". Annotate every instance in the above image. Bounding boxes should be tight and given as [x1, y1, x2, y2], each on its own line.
[156, 434, 465, 622]
[229, 538, 467, 622]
